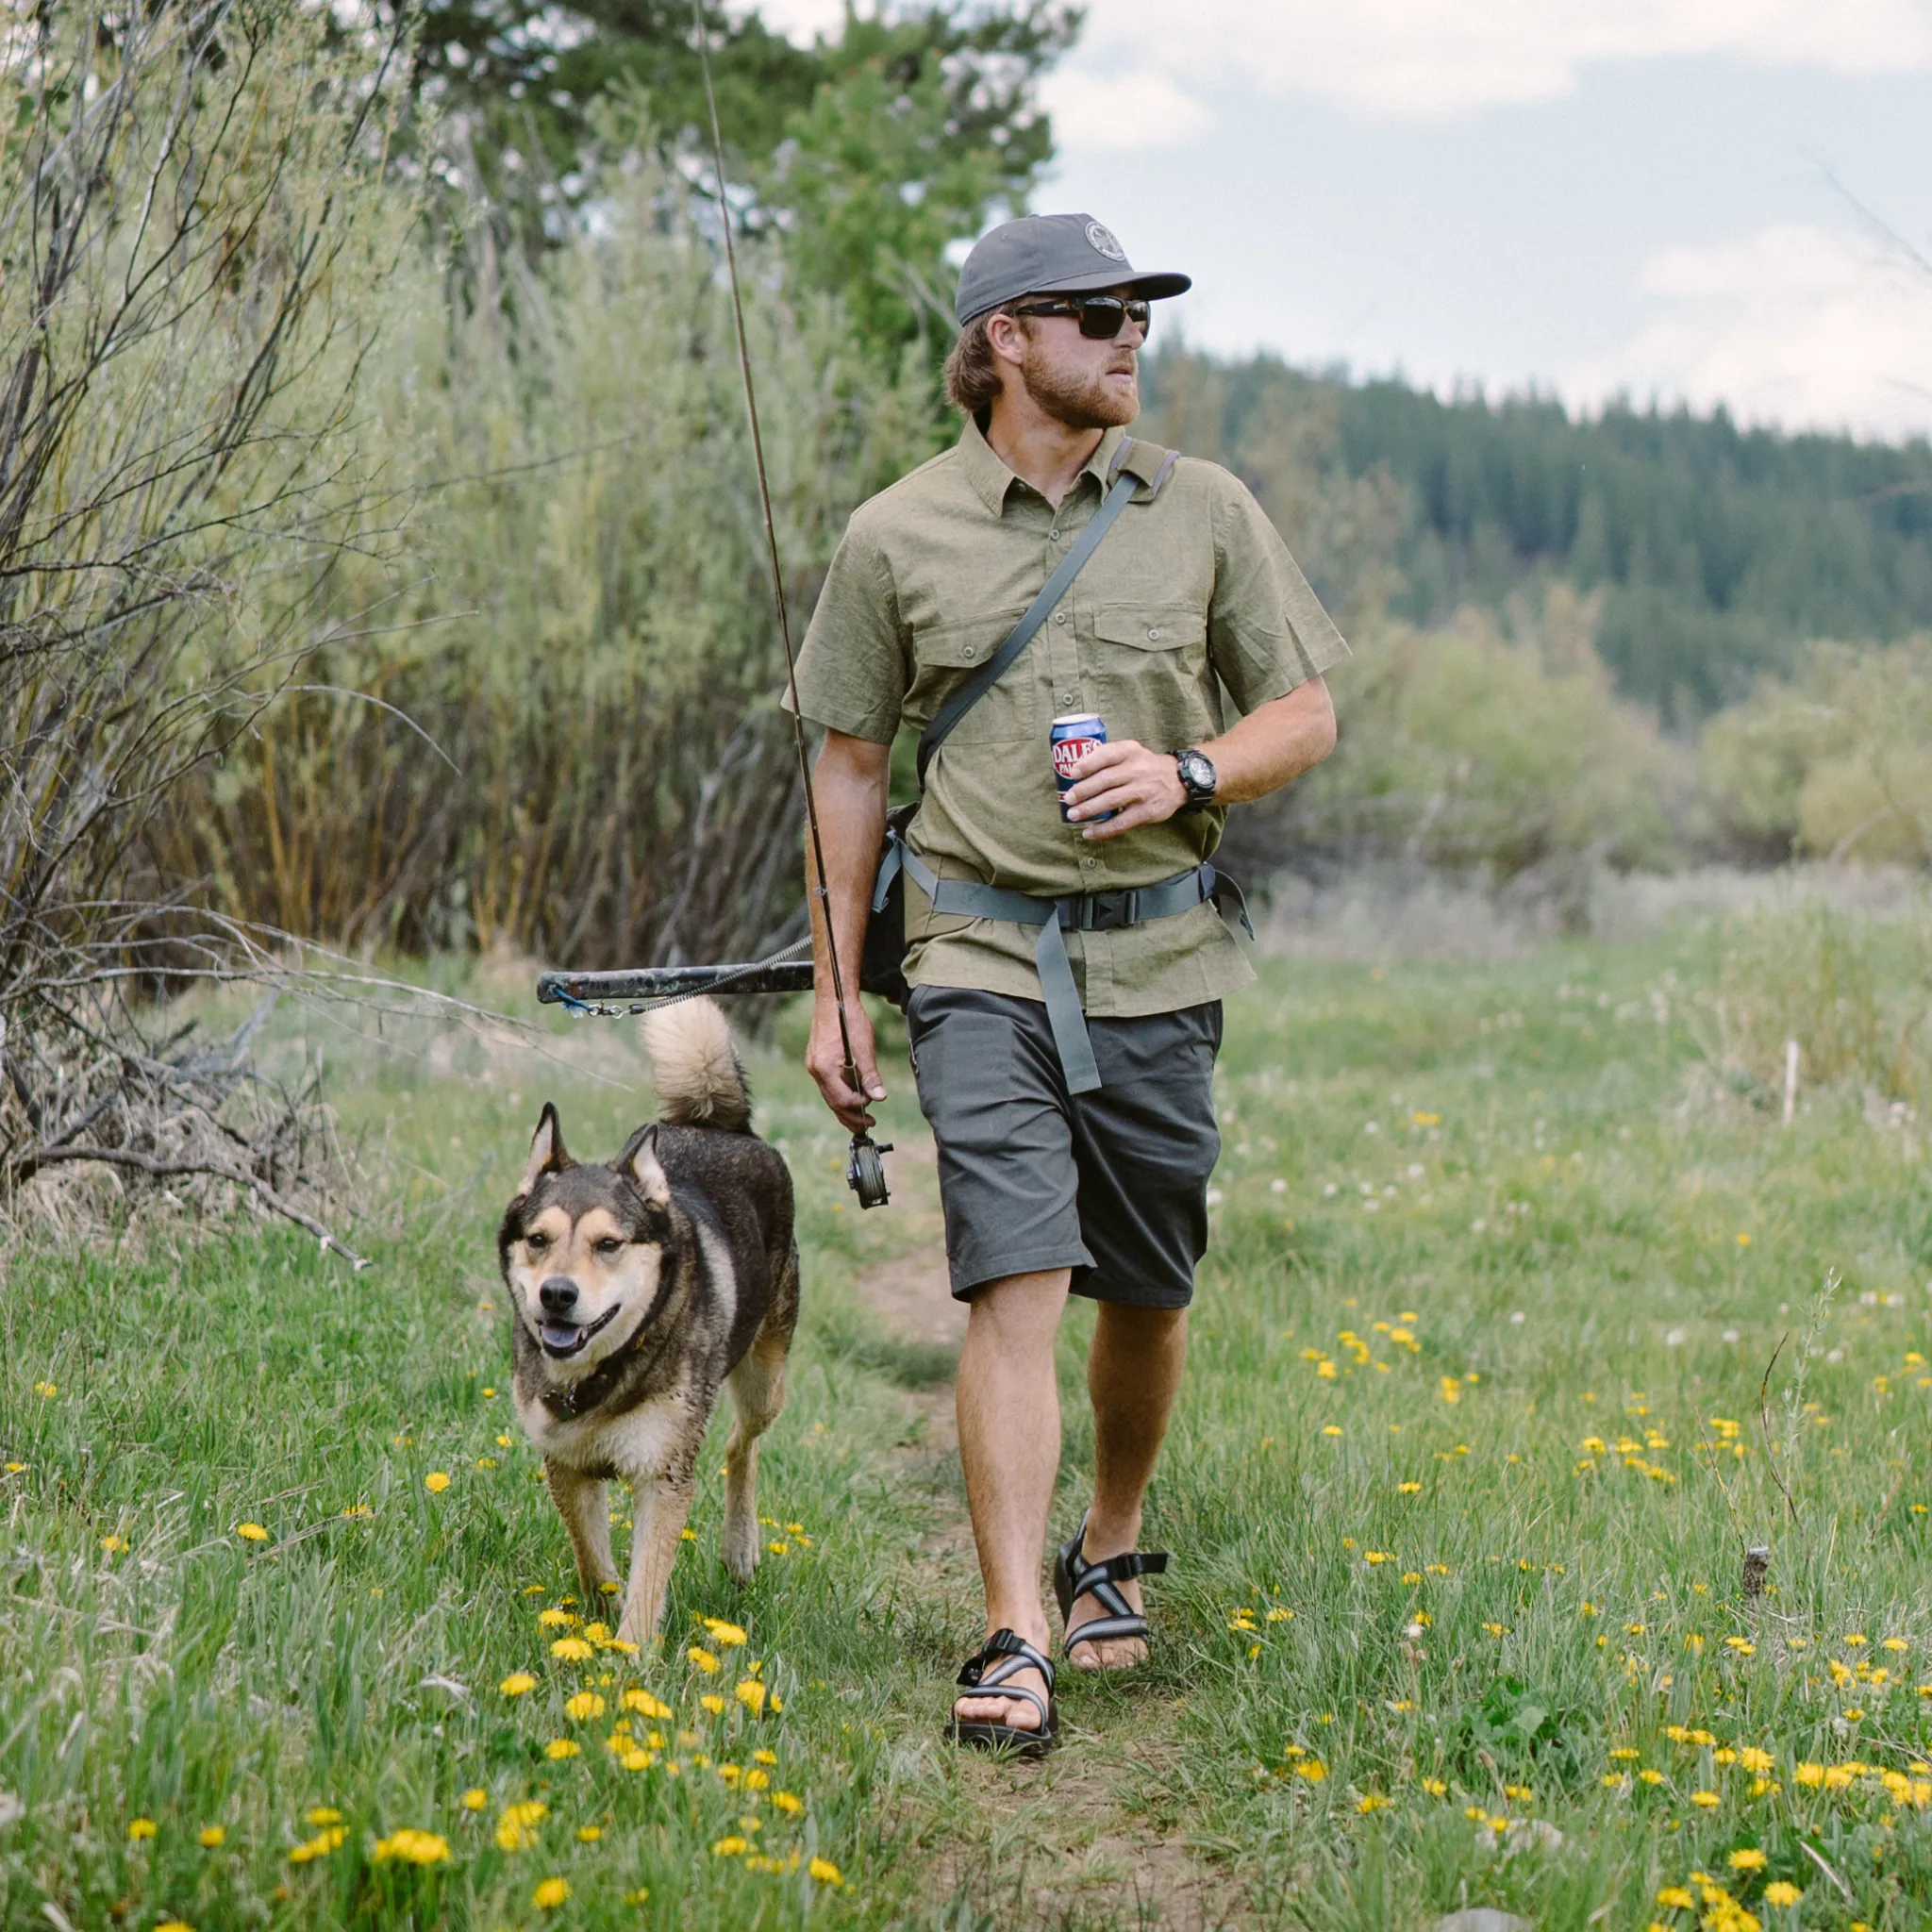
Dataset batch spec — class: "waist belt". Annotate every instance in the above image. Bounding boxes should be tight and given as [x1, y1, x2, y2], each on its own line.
[880, 842, 1252, 1095]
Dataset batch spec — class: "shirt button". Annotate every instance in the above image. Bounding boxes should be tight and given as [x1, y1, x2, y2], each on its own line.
[960, 645, 977, 659]
[1053, 611, 1068, 625]
[1147, 627, 1162, 641]
[1058, 691, 1075, 706]
[1049, 529, 1061, 542]
[1080, 856, 1096, 869]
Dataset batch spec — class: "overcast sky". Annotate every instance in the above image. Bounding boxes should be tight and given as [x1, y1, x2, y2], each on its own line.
[758, 0, 1932, 442]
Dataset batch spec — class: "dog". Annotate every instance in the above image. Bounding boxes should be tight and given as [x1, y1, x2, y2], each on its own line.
[498, 999, 798, 1643]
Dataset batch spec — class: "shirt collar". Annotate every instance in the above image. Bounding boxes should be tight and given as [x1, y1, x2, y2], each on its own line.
[958, 418, 1146, 517]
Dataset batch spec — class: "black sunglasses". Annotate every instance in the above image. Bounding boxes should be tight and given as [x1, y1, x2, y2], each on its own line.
[1008, 294, 1152, 341]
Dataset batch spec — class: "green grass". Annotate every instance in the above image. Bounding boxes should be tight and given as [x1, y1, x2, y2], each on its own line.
[3, 921, 1929, 1930]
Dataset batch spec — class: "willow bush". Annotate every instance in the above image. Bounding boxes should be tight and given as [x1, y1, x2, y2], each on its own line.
[0, 1, 409, 1228]
[163, 146, 932, 970]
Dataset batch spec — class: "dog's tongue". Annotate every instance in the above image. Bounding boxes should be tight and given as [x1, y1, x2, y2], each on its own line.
[541, 1321, 585, 1353]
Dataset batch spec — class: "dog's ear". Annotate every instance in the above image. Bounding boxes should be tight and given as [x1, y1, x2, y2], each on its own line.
[518, 1103, 574, 1197]
[618, 1122, 671, 1210]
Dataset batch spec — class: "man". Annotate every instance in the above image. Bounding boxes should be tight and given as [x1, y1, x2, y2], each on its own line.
[791, 213, 1346, 1752]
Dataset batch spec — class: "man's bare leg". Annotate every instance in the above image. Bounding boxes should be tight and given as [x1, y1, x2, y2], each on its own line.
[952, 1266, 1071, 1731]
[1066, 1302, 1189, 1671]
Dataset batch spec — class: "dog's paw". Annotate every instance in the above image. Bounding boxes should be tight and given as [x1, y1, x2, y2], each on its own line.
[721, 1520, 759, 1587]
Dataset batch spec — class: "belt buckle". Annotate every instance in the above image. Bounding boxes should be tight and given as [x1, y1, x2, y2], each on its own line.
[1094, 888, 1140, 932]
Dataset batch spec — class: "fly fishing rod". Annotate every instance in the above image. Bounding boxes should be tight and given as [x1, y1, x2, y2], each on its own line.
[539, 1, 891, 1210]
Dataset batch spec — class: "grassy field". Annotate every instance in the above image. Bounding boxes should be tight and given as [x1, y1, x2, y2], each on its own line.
[3, 908, 1930, 1931]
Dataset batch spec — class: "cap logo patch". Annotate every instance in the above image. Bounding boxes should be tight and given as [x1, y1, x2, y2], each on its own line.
[1084, 220, 1126, 262]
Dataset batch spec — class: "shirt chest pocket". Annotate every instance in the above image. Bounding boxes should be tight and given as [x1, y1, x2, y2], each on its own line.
[908, 609, 1041, 746]
[1090, 603, 1217, 744]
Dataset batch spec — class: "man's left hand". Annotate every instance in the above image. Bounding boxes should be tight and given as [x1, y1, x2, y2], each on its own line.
[1062, 740, 1188, 839]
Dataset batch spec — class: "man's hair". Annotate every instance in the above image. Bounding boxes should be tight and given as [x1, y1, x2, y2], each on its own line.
[943, 305, 1031, 417]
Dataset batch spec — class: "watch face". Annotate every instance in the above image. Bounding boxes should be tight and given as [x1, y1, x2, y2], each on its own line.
[1180, 750, 1214, 794]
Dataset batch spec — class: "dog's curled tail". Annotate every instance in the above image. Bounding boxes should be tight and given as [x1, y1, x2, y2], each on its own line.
[641, 997, 753, 1134]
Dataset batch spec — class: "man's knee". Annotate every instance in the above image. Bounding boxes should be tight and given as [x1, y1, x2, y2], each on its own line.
[965, 1267, 1071, 1347]
[1094, 1301, 1188, 1347]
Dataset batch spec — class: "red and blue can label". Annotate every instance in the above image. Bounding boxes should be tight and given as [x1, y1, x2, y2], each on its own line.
[1052, 712, 1108, 822]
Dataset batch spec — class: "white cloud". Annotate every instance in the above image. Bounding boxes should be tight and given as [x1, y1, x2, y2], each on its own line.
[1068, 0, 1932, 120]
[739, 0, 845, 42]
[1036, 67, 1216, 152]
[1566, 224, 1932, 438]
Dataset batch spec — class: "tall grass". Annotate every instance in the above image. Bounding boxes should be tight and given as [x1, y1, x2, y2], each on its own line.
[159, 144, 932, 969]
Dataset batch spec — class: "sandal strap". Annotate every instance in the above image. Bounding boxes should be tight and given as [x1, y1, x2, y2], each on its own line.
[1074, 1549, 1169, 1589]
[1067, 1552, 1169, 1626]
[957, 1627, 1056, 1691]
[1065, 1612, 1150, 1650]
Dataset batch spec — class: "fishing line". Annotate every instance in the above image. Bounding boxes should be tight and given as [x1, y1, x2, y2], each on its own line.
[690, 1, 889, 1207]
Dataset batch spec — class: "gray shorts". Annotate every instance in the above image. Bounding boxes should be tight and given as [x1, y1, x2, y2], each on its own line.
[903, 985, 1223, 1307]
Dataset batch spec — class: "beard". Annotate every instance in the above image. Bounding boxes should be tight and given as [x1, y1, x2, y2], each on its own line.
[1019, 341, 1140, 431]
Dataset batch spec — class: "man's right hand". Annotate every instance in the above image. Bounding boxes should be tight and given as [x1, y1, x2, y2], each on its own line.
[808, 998, 886, 1133]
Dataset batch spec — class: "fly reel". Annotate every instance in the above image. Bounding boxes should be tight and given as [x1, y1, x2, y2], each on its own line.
[845, 1132, 892, 1210]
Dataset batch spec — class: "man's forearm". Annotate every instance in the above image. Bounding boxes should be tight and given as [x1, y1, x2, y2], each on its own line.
[807, 733, 890, 1014]
[1202, 675, 1337, 806]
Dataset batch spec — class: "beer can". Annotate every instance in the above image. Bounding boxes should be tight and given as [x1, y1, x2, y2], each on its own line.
[1051, 712, 1109, 823]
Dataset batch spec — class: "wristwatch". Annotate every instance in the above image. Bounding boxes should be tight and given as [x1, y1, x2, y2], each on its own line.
[1174, 747, 1217, 813]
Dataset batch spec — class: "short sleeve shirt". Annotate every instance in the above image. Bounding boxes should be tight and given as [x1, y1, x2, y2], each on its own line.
[790, 418, 1349, 1017]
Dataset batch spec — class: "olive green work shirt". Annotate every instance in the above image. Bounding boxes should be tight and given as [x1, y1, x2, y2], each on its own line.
[791, 418, 1350, 1017]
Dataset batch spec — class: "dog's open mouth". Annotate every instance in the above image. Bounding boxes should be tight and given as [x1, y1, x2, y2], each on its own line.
[539, 1303, 620, 1360]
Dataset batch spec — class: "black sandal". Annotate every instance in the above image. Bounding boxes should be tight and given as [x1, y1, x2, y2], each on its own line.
[945, 1628, 1058, 1758]
[1054, 1512, 1169, 1663]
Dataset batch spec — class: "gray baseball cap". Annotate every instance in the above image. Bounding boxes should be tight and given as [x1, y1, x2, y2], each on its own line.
[954, 213, 1191, 326]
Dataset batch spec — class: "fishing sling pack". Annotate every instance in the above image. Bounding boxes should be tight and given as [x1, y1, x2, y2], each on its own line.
[858, 438, 1254, 1094]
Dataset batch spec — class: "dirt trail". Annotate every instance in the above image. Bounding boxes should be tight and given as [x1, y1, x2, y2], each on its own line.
[855, 1137, 1254, 1932]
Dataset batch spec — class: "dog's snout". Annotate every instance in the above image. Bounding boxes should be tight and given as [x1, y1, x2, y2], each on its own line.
[538, 1275, 579, 1316]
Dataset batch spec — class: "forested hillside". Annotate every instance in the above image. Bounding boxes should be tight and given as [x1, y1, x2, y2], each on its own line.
[1144, 353, 1932, 722]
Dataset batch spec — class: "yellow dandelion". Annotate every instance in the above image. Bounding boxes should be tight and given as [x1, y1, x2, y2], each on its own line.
[624, 1889, 651, 1906]
[1690, 1790, 1721, 1808]
[1657, 1886, 1695, 1908]
[374, 1828, 449, 1864]
[128, 1818, 157, 1840]
[1294, 1759, 1326, 1782]
[460, 1788, 487, 1811]
[101, 1535, 128, 1554]
[532, 1876, 570, 1909]
[551, 1637, 593, 1661]
[576, 1825, 601, 1843]
[1356, 1792, 1391, 1812]
[198, 1825, 225, 1848]
[702, 1618, 748, 1648]
[424, 1472, 451, 1494]
[808, 1857, 843, 1886]
[1762, 1881, 1802, 1906]
[1728, 1848, 1767, 1871]
[235, 1524, 270, 1543]
[736, 1678, 768, 1715]
[687, 1646, 721, 1674]
[33, 1381, 56, 1398]
[700, 1693, 726, 1714]
[711, 1835, 749, 1857]
[156, 1924, 192, 1932]
[543, 1739, 580, 1760]
[500, 1671, 538, 1695]
[563, 1691, 606, 1721]
[306, 1807, 342, 1826]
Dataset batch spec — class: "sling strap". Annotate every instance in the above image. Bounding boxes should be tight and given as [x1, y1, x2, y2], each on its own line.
[915, 441, 1179, 787]
[894, 845, 1251, 1096]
